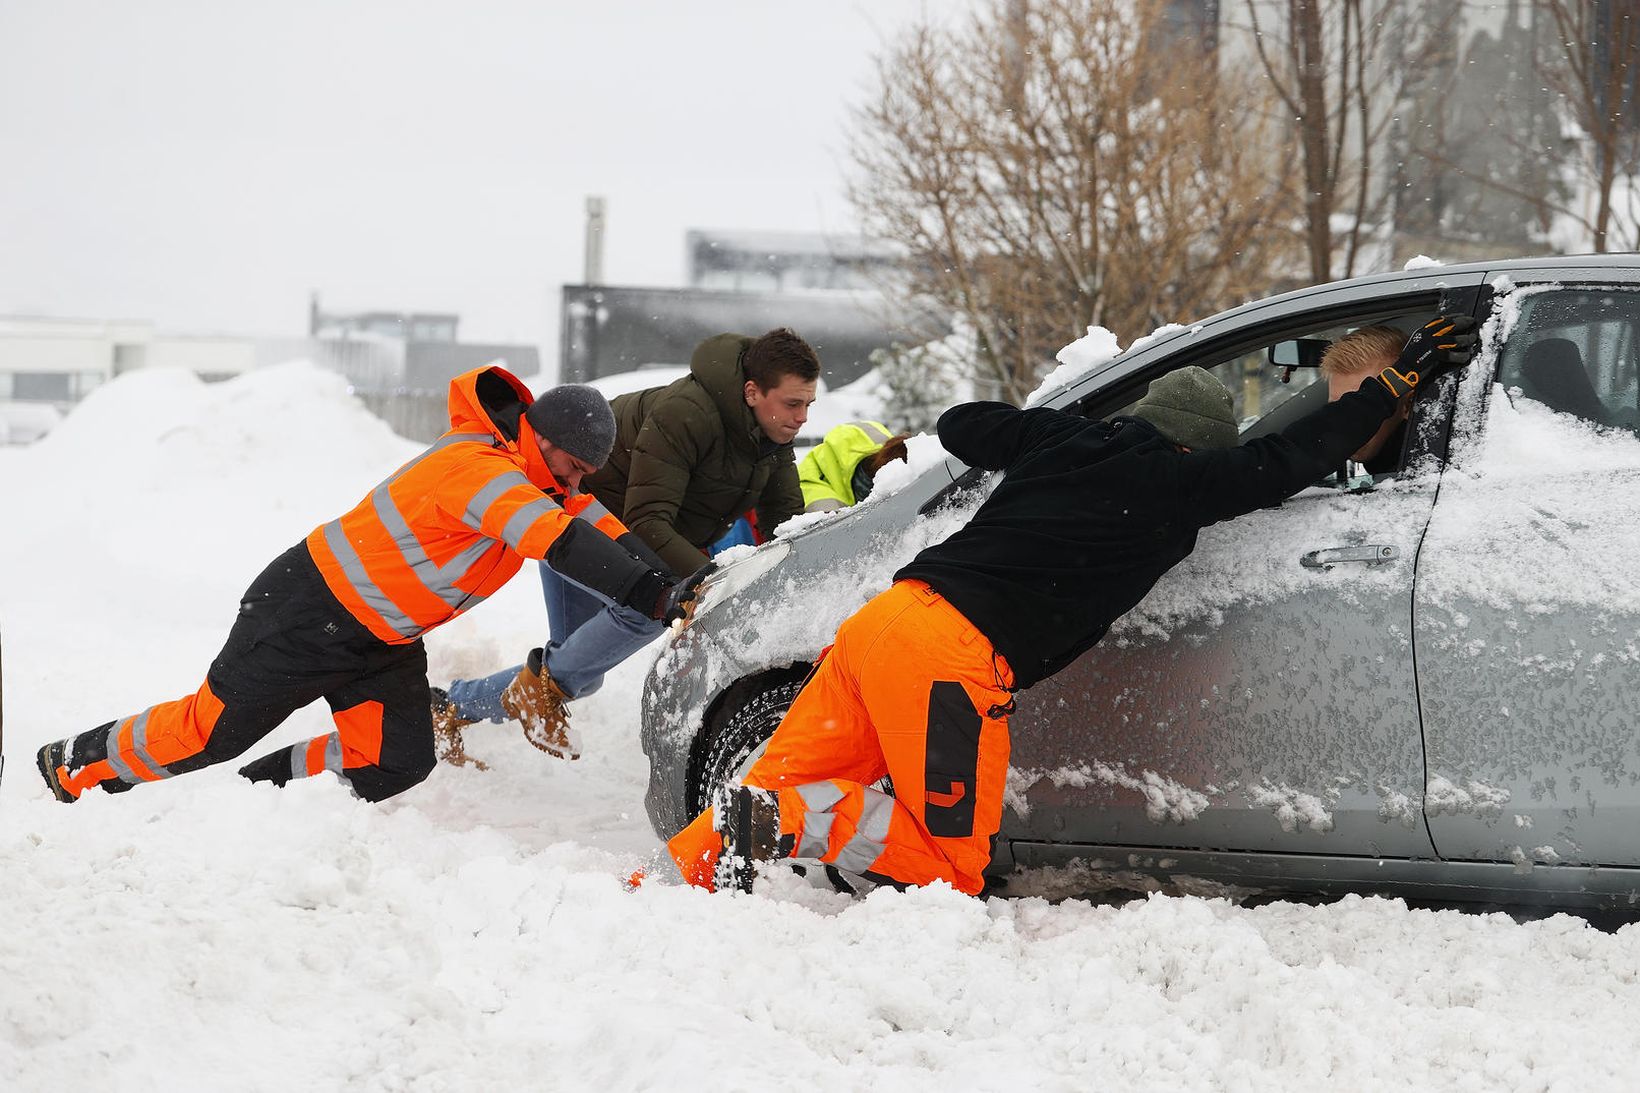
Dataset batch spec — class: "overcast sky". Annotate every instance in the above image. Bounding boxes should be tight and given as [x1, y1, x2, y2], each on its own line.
[0, 1, 951, 364]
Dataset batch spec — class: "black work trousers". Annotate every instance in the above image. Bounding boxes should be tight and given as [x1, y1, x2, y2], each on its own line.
[55, 542, 437, 803]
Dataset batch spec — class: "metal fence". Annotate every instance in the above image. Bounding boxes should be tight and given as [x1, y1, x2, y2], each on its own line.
[351, 388, 452, 444]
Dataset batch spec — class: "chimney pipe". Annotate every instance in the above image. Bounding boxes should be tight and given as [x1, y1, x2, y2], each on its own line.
[584, 196, 606, 285]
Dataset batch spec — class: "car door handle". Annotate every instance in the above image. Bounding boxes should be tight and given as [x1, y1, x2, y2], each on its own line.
[1300, 544, 1400, 569]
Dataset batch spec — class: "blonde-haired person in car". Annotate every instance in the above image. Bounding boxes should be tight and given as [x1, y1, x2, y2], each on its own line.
[1320, 325, 1418, 473]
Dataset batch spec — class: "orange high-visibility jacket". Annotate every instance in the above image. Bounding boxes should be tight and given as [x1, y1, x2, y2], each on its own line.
[307, 366, 661, 645]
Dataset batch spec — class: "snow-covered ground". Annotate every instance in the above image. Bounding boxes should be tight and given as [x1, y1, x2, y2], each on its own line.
[8, 364, 1640, 1091]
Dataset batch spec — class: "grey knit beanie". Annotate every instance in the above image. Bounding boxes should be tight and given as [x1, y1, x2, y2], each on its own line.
[1131, 366, 1238, 450]
[524, 384, 616, 466]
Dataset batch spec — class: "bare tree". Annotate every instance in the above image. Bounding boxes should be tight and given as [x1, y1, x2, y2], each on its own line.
[849, 0, 1297, 404]
[1234, 0, 1433, 281]
[1543, 1, 1640, 253]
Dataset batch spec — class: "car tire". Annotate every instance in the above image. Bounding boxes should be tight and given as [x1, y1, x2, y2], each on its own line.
[686, 664, 811, 816]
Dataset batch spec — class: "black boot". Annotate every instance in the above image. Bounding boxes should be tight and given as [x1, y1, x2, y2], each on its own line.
[36, 740, 75, 803]
[236, 747, 296, 788]
[35, 729, 133, 802]
[712, 785, 786, 894]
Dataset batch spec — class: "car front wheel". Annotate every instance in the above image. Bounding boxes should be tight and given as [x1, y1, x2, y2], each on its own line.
[686, 664, 811, 816]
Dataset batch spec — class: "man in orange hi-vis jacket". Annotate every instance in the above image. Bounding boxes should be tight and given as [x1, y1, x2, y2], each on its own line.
[36, 366, 696, 804]
[667, 316, 1478, 896]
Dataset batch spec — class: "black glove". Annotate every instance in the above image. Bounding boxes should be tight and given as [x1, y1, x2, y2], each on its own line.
[658, 561, 718, 626]
[1371, 315, 1479, 398]
[627, 569, 675, 621]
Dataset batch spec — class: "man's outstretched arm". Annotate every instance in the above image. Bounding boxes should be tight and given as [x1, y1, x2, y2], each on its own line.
[937, 402, 1087, 471]
[1176, 315, 1478, 526]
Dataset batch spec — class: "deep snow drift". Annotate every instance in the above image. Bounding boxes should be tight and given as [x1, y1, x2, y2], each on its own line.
[7, 363, 1640, 1091]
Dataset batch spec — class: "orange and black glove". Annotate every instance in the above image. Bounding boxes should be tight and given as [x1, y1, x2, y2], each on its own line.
[1372, 315, 1480, 398]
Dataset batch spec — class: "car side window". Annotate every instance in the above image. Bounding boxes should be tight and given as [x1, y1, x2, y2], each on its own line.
[1496, 288, 1640, 434]
[1198, 341, 1327, 430]
[1102, 343, 1326, 429]
[1100, 312, 1435, 479]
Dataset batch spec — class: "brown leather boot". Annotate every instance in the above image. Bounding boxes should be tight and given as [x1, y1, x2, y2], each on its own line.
[431, 687, 487, 770]
[499, 649, 579, 760]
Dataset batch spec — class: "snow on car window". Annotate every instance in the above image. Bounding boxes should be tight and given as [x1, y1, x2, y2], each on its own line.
[1420, 383, 1640, 614]
[1423, 280, 1640, 616]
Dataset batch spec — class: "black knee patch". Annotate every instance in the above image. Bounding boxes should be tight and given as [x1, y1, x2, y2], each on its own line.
[924, 681, 981, 838]
[345, 758, 435, 803]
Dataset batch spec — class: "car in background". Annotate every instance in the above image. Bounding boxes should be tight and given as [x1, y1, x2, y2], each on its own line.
[640, 254, 1640, 909]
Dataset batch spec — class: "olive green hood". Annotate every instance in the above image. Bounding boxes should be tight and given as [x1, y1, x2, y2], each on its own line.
[688, 334, 768, 457]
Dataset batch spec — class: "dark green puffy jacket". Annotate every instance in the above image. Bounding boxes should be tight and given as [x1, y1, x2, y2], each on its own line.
[584, 333, 804, 576]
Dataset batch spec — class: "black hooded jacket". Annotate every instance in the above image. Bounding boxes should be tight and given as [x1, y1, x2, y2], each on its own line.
[894, 382, 1399, 689]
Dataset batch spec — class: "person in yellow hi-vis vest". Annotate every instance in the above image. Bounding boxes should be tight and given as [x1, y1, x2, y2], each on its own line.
[797, 420, 911, 513]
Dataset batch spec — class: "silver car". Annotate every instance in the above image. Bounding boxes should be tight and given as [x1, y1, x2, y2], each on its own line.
[641, 254, 1640, 909]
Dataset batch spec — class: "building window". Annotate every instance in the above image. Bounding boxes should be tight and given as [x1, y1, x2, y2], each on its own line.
[11, 373, 73, 401]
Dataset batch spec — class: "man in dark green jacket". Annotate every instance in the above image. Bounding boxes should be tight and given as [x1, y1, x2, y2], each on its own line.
[435, 327, 819, 762]
[589, 328, 813, 574]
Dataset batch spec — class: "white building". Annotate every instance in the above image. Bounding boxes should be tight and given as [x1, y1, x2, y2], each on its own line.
[0, 316, 277, 442]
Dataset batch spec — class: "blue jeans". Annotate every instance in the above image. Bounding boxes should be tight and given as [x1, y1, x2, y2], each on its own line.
[445, 562, 662, 721]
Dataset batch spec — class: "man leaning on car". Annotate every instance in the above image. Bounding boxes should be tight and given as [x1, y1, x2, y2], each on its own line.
[666, 315, 1479, 896]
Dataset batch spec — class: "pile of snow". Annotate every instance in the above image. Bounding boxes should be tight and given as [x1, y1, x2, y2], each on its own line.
[1027, 322, 1202, 408]
[10, 360, 1640, 1087]
[0, 399, 62, 445]
[583, 364, 689, 400]
[1027, 325, 1123, 406]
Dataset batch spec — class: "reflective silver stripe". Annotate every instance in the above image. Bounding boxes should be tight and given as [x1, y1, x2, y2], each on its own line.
[128, 708, 175, 780]
[103, 720, 141, 785]
[795, 811, 834, 859]
[323, 519, 419, 637]
[832, 788, 894, 874]
[290, 734, 344, 780]
[461, 471, 532, 532]
[500, 497, 561, 551]
[321, 431, 518, 638]
[369, 487, 471, 611]
[575, 497, 615, 525]
[796, 780, 845, 812]
[848, 421, 892, 444]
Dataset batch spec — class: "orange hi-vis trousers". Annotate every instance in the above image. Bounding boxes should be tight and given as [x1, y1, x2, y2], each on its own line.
[667, 579, 1015, 895]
